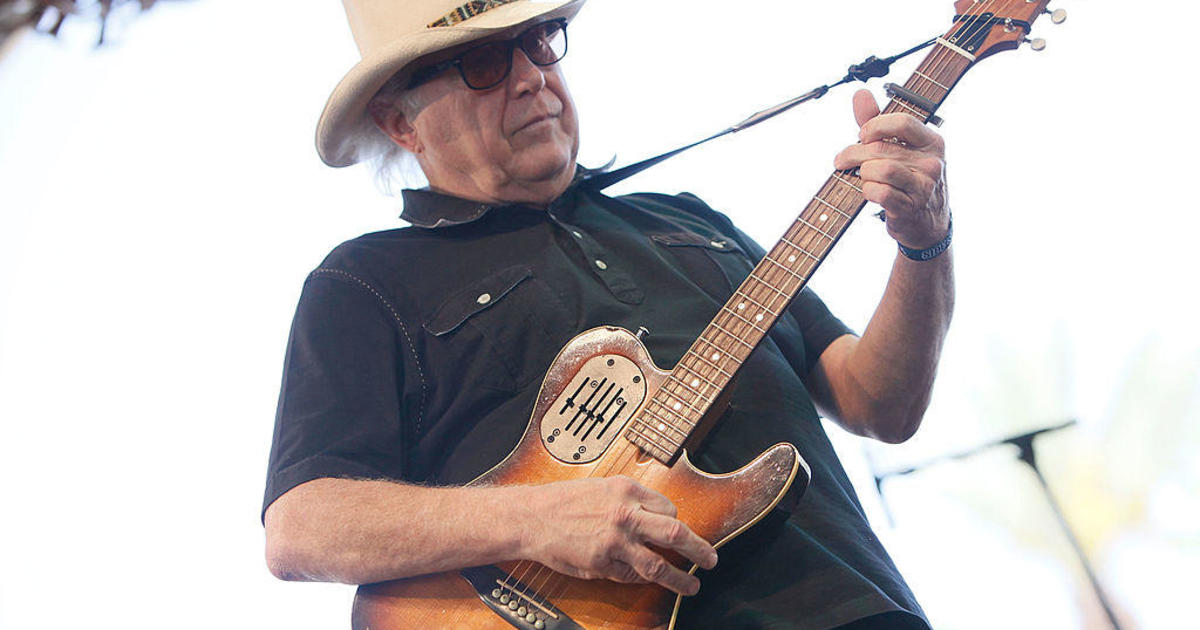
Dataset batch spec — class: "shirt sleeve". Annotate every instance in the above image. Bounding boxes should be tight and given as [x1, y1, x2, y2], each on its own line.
[261, 271, 410, 521]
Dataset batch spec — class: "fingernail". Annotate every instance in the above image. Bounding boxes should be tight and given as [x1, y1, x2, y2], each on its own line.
[708, 552, 719, 568]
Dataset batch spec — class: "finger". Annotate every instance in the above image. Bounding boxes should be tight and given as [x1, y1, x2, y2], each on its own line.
[615, 476, 677, 518]
[606, 559, 648, 584]
[859, 113, 943, 152]
[859, 159, 929, 202]
[861, 180, 917, 216]
[852, 89, 880, 129]
[634, 510, 718, 570]
[834, 138, 919, 171]
[618, 544, 701, 596]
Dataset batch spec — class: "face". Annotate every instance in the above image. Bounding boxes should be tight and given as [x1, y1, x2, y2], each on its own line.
[381, 37, 581, 206]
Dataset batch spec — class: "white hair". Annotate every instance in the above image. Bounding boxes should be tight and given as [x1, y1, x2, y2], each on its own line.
[347, 80, 429, 195]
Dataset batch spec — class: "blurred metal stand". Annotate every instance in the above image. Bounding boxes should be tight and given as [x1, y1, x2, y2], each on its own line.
[869, 420, 1124, 630]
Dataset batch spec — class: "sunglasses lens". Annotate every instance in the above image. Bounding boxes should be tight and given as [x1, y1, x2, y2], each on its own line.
[455, 20, 568, 90]
[460, 41, 512, 89]
[520, 21, 566, 65]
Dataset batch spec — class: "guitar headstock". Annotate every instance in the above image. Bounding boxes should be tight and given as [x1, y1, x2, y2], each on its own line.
[949, 0, 1065, 60]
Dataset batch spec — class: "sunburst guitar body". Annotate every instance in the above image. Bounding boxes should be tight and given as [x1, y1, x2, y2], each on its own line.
[351, 326, 805, 630]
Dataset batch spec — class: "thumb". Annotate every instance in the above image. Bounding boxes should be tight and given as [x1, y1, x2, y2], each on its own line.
[852, 89, 880, 130]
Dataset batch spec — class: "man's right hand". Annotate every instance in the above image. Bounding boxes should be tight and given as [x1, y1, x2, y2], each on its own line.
[518, 476, 719, 596]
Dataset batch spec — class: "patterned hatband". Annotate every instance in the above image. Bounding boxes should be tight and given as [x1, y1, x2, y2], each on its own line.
[428, 0, 521, 27]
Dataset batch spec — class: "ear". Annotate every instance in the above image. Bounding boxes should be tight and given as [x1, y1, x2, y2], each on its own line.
[368, 97, 422, 153]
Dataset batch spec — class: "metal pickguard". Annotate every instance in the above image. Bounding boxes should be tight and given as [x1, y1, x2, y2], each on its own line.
[540, 353, 647, 464]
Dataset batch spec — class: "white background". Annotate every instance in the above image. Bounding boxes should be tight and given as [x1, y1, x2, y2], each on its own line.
[1, 1, 1196, 628]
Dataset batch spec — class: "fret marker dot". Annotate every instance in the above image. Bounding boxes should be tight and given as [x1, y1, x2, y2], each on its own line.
[819, 214, 828, 222]
[738, 303, 746, 310]
[756, 314, 764, 321]
[712, 353, 721, 361]
[658, 423, 667, 431]
[673, 402, 682, 411]
[787, 255, 796, 263]
[691, 379, 700, 387]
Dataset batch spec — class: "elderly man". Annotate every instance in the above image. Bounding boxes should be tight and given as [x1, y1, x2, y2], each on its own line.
[264, 1, 952, 628]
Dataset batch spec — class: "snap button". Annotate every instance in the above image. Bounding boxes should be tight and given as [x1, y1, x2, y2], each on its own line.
[710, 239, 726, 248]
[595, 260, 608, 270]
[476, 293, 492, 305]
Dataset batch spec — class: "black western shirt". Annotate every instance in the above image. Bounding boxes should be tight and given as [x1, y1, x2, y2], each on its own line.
[263, 179, 929, 630]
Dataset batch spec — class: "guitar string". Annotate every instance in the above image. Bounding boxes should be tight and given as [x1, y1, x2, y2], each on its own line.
[500, 2, 1009, 617]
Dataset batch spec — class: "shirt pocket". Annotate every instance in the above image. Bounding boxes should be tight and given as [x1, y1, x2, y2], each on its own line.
[423, 264, 572, 391]
[649, 231, 755, 300]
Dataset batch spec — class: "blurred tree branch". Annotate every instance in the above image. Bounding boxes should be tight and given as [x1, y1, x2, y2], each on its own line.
[1, 0, 179, 48]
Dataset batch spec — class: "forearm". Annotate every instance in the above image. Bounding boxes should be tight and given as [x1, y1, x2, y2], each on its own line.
[264, 477, 531, 584]
[831, 248, 955, 441]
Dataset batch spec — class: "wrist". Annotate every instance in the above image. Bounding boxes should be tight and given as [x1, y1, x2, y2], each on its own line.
[897, 214, 952, 261]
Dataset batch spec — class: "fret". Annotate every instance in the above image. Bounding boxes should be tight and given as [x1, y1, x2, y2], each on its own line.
[733, 289, 781, 317]
[645, 400, 696, 429]
[670, 373, 716, 404]
[795, 216, 836, 240]
[830, 173, 863, 193]
[652, 390, 704, 418]
[935, 37, 976, 61]
[694, 337, 745, 366]
[636, 410, 687, 443]
[811, 195, 852, 219]
[625, 429, 672, 462]
[684, 349, 734, 379]
[762, 255, 806, 283]
[627, 419, 675, 447]
[746, 275, 791, 300]
[779, 237, 822, 263]
[708, 322, 756, 351]
[721, 304, 769, 334]
[889, 98, 928, 119]
[913, 70, 950, 92]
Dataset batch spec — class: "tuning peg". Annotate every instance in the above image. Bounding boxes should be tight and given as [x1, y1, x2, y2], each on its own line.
[1046, 8, 1068, 24]
[1024, 37, 1048, 51]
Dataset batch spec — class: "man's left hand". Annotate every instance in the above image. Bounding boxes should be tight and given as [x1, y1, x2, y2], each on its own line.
[834, 89, 951, 250]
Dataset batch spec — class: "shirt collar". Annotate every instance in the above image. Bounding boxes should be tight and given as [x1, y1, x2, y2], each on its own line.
[398, 164, 604, 229]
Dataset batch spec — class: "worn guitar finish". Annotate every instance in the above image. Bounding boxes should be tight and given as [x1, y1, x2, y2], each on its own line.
[353, 327, 803, 630]
[352, 2, 1055, 627]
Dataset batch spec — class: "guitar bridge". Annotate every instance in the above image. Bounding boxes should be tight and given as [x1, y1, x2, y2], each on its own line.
[460, 566, 585, 630]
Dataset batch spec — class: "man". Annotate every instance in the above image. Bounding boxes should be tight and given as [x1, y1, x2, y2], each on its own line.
[263, 1, 953, 628]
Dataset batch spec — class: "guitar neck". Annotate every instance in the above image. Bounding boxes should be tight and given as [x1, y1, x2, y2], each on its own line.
[625, 40, 976, 464]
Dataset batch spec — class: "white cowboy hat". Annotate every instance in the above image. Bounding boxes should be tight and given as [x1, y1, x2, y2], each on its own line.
[317, 0, 588, 167]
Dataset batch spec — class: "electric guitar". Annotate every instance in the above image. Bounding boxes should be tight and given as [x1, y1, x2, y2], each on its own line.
[352, 2, 1062, 628]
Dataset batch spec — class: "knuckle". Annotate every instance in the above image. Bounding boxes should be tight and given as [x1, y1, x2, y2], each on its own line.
[610, 503, 638, 529]
[598, 531, 623, 557]
[665, 520, 688, 545]
[642, 557, 670, 581]
[916, 157, 943, 178]
[612, 475, 640, 498]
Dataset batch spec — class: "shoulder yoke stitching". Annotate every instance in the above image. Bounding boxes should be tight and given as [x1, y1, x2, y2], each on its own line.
[309, 268, 429, 437]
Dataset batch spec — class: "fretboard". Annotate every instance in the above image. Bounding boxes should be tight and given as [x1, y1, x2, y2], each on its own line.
[625, 39, 976, 464]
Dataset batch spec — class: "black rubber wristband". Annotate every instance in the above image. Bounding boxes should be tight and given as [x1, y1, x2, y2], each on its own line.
[897, 215, 953, 261]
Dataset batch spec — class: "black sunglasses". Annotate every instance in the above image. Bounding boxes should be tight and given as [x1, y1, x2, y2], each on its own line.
[406, 19, 569, 91]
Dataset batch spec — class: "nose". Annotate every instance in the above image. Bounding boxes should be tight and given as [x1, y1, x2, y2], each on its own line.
[508, 46, 546, 95]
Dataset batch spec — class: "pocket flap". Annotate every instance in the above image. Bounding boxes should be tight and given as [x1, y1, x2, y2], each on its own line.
[649, 231, 742, 253]
[423, 265, 533, 336]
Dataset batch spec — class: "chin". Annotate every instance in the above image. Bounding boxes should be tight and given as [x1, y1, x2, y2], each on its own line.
[511, 147, 575, 184]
